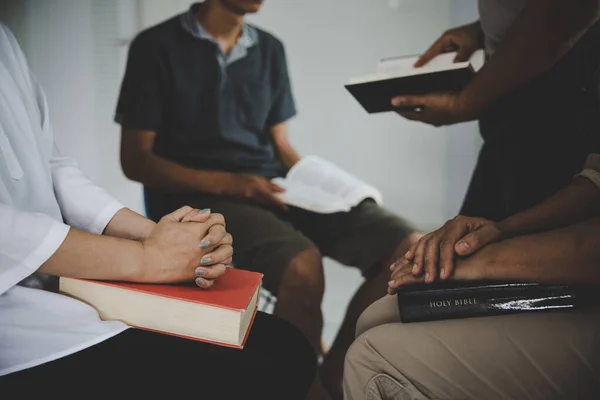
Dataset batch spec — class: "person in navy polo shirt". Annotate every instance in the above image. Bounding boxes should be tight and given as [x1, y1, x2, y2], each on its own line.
[116, 1, 421, 398]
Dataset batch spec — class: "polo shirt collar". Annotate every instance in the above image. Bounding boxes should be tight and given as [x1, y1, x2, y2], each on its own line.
[180, 2, 259, 64]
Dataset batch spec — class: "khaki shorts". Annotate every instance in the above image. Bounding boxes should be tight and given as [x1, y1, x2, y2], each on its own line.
[147, 192, 414, 293]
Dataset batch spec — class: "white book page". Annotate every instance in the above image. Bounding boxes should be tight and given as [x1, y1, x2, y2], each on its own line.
[271, 178, 351, 213]
[348, 50, 485, 85]
[377, 52, 456, 74]
[272, 156, 382, 214]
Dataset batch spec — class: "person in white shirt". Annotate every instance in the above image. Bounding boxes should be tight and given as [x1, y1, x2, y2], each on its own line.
[0, 23, 315, 399]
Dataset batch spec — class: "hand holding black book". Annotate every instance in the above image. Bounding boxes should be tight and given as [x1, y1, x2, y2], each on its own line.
[345, 50, 484, 114]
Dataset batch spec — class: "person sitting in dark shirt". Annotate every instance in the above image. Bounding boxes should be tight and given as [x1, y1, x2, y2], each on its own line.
[115, 1, 421, 398]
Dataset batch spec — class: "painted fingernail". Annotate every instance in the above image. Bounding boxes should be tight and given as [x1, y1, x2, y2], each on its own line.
[199, 241, 211, 249]
[200, 208, 211, 214]
[195, 277, 206, 286]
[195, 268, 206, 276]
[412, 264, 419, 274]
[200, 257, 212, 265]
[457, 242, 470, 252]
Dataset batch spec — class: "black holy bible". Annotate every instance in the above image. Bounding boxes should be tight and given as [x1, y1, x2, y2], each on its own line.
[396, 281, 579, 323]
[345, 67, 474, 114]
[344, 51, 482, 114]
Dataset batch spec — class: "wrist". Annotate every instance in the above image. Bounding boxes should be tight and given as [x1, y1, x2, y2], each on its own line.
[495, 217, 523, 240]
[204, 172, 236, 196]
[103, 208, 157, 242]
[454, 245, 496, 281]
[284, 154, 301, 170]
[456, 88, 484, 121]
[137, 219, 157, 241]
[124, 240, 148, 282]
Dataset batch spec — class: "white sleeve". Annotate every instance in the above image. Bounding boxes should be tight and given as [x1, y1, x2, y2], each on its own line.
[0, 203, 70, 295]
[27, 62, 126, 234]
[50, 146, 125, 234]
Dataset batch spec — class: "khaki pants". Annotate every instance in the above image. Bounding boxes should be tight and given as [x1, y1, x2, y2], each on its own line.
[344, 295, 600, 400]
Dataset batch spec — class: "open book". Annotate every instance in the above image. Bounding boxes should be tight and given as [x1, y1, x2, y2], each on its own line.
[272, 155, 382, 214]
[345, 50, 485, 113]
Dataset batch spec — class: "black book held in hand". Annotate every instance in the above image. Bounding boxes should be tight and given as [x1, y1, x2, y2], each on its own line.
[396, 280, 580, 323]
[345, 50, 484, 114]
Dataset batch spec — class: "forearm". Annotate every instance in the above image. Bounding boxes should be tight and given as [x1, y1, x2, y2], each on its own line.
[274, 141, 301, 170]
[497, 177, 600, 238]
[269, 122, 300, 170]
[38, 228, 144, 282]
[123, 149, 235, 195]
[103, 208, 156, 241]
[460, 0, 600, 116]
[456, 216, 600, 285]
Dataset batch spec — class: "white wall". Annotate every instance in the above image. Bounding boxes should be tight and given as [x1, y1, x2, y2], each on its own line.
[3, 0, 147, 213]
[16, 0, 99, 183]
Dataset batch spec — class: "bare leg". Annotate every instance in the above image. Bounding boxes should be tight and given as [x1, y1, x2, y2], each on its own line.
[320, 233, 422, 400]
[274, 248, 325, 353]
[273, 248, 331, 400]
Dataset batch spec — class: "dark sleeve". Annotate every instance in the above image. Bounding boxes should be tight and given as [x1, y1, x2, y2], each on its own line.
[114, 34, 166, 131]
[266, 41, 297, 127]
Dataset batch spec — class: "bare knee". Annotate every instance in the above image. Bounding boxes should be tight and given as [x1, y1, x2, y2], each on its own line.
[278, 248, 325, 305]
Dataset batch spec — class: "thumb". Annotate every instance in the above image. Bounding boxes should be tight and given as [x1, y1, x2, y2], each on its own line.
[269, 182, 286, 193]
[455, 226, 498, 256]
[162, 206, 199, 223]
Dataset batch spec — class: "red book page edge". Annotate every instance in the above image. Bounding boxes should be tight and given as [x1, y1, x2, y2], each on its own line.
[132, 305, 259, 350]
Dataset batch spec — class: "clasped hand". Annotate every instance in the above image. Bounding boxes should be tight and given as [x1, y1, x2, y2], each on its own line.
[388, 216, 503, 294]
[142, 206, 233, 289]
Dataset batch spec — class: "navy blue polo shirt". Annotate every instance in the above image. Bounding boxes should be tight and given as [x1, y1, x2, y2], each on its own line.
[115, 4, 296, 178]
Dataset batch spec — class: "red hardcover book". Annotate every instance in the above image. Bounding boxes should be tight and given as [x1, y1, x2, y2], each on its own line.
[59, 268, 263, 349]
